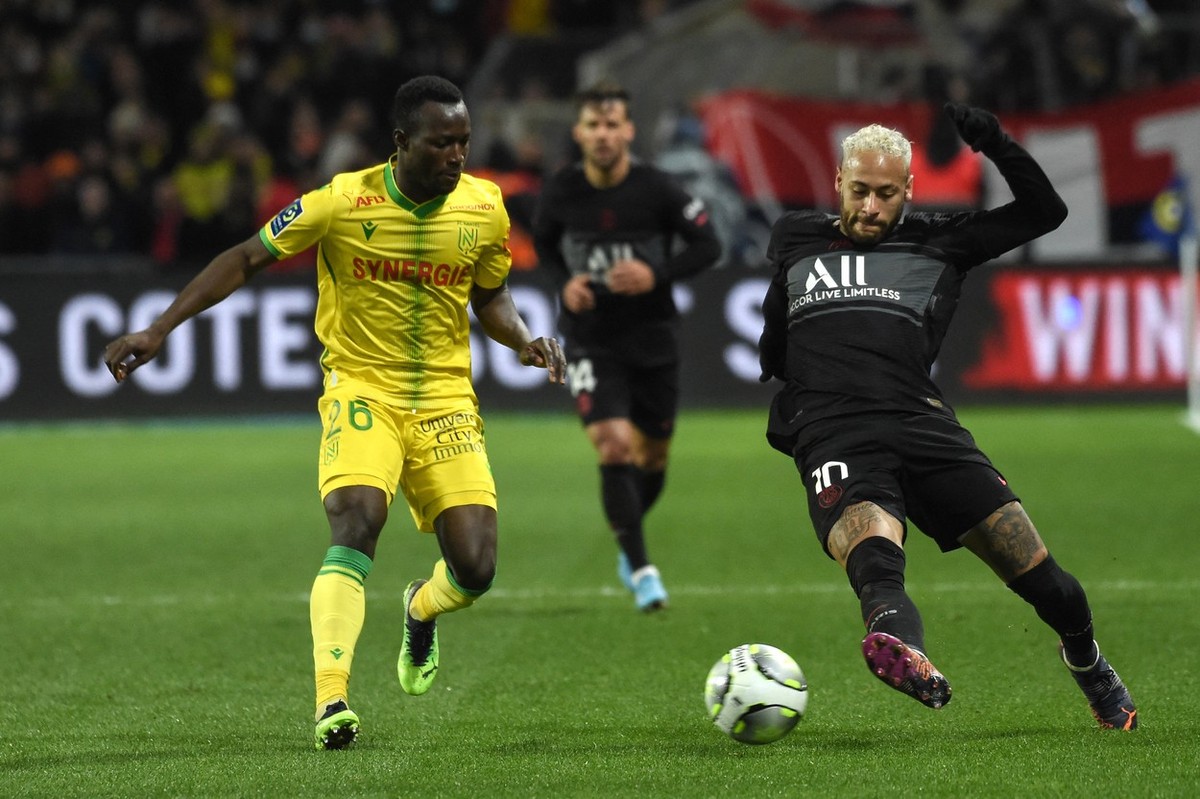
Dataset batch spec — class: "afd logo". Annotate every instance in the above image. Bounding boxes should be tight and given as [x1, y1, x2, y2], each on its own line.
[805, 255, 866, 293]
[269, 199, 303, 237]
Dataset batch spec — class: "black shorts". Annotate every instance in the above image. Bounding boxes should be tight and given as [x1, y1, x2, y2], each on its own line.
[792, 410, 1018, 555]
[564, 336, 679, 439]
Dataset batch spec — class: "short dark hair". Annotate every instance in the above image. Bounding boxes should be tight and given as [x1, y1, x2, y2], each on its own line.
[574, 80, 630, 112]
[391, 75, 464, 131]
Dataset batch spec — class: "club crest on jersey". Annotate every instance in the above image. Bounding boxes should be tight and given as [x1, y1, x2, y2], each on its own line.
[270, 198, 303, 237]
[322, 438, 339, 466]
[458, 223, 479, 255]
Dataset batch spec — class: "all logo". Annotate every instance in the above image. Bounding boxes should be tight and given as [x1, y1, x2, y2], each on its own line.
[806, 255, 866, 293]
[586, 242, 634, 280]
[790, 254, 900, 311]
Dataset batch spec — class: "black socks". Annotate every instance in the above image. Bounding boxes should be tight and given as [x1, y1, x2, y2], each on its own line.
[1007, 554, 1096, 666]
[601, 464, 649, 570]
[845, 537, 927, 653]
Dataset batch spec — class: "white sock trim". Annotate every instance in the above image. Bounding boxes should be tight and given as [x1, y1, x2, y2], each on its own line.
[1063, 640, 1100, 672]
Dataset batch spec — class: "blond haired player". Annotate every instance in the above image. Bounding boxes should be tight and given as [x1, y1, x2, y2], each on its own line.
[758, 103, 1136, 730]
[103, 76, 565, 750]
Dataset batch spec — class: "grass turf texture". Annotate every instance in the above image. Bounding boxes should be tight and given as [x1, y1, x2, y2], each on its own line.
[2, 406, 1196, 798]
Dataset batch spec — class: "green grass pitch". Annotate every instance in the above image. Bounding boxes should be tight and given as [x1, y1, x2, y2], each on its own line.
[3, 405, 1197, 797]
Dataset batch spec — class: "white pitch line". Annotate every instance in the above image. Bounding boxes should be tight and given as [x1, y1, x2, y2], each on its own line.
[11, 578, 1199, 610]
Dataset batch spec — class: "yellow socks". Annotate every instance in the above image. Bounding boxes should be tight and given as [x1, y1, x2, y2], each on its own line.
[410, 558, 489, 622]
[310, 552, 490, 711]
[311, 545, 372, 712]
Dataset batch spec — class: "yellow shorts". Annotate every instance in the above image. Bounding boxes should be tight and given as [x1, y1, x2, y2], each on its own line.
[317, 378, 496, 532]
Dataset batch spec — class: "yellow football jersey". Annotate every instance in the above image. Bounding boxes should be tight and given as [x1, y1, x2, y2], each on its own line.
[259, 160, 512, 408]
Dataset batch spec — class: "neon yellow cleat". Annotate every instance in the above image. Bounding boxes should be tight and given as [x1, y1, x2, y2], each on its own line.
[398, 579, 439, 696]
[314, 700, 359, 750]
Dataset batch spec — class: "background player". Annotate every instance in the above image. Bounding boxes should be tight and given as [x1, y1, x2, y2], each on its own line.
[532, 81, 720, 612]
[103, 75, 565, 749]
[757, 103, 1137, 729]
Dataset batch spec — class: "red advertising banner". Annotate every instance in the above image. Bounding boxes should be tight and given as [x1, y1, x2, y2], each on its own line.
[696, 79, 1200, 258]
[962, 268, 1196, 393]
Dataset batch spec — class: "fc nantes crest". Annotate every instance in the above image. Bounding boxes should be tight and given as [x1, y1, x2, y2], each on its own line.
[458, 223, 479, 255]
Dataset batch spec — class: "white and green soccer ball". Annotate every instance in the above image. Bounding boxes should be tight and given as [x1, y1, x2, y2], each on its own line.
[704, 643, 808, 745]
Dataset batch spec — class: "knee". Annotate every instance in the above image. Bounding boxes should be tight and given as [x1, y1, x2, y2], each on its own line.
[324, 487, 388, 553]
[436, 506, 497, 592]
[1007, 554, 1085, 606]
[589, 422, 634, 464]
[595, 437, 632, 465]
[639, 439, 670, 472]
[845, 536, 907, 596]
[450, 555, 496, 594]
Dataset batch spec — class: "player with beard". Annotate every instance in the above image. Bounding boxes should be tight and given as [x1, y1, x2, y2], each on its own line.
[757, 103, 1138, 729]
[533, 81, 721, 611]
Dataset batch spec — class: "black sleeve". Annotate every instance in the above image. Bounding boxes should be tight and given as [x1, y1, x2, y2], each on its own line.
[938, 137, 1069, 267]
[757, 218, 792, 381]
[657, 173, 722, 283]
[757, 271, 788, 382]
[531, 179, 570, 291]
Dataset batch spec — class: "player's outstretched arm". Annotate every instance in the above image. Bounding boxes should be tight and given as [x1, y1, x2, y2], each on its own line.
[942, 102, 1067, 252]
[471, 283, 565, 384]
[103, 234, 277, 382]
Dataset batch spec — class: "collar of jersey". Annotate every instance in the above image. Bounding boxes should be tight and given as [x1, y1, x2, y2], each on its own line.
[384, 160, 448, 218]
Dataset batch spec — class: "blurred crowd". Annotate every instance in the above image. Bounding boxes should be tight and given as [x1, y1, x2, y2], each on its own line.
[0, 0, 670, 267]
[0, 0, 1196, 267]
[925, 0, 1190, 113]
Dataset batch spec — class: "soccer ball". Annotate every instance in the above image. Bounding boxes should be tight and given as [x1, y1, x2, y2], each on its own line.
[704, 643, 808, 745]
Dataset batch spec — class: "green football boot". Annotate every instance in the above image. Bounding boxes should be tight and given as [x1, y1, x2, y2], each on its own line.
[314, 700, 359, 750]
[398, 579, 439, 696]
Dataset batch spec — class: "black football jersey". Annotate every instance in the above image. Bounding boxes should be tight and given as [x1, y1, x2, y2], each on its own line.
[532, 160, 720, 342]
[759, 139, 1067, 425]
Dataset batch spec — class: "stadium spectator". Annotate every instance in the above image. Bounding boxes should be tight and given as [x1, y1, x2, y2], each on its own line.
[757, 103, 1138, 729]
[0, 166, 37, 254]
[0, 2, 564, 264]
[101, 75, 566, 750]
[654, 107, 768, 267]
[168, 123, 238, 263]
[532, 81, 721, 612]
[2, 0, 1197, 265]
[50, 172, 136, 255]
[907, 65, 984, 213]
[970, 0, 1164, 111]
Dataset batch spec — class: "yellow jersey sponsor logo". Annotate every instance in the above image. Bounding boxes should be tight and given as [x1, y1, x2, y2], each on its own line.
[351, 257, 470, 286]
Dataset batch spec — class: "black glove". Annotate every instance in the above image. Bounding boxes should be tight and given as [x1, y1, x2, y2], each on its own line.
[944, 102, 1010, 154]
